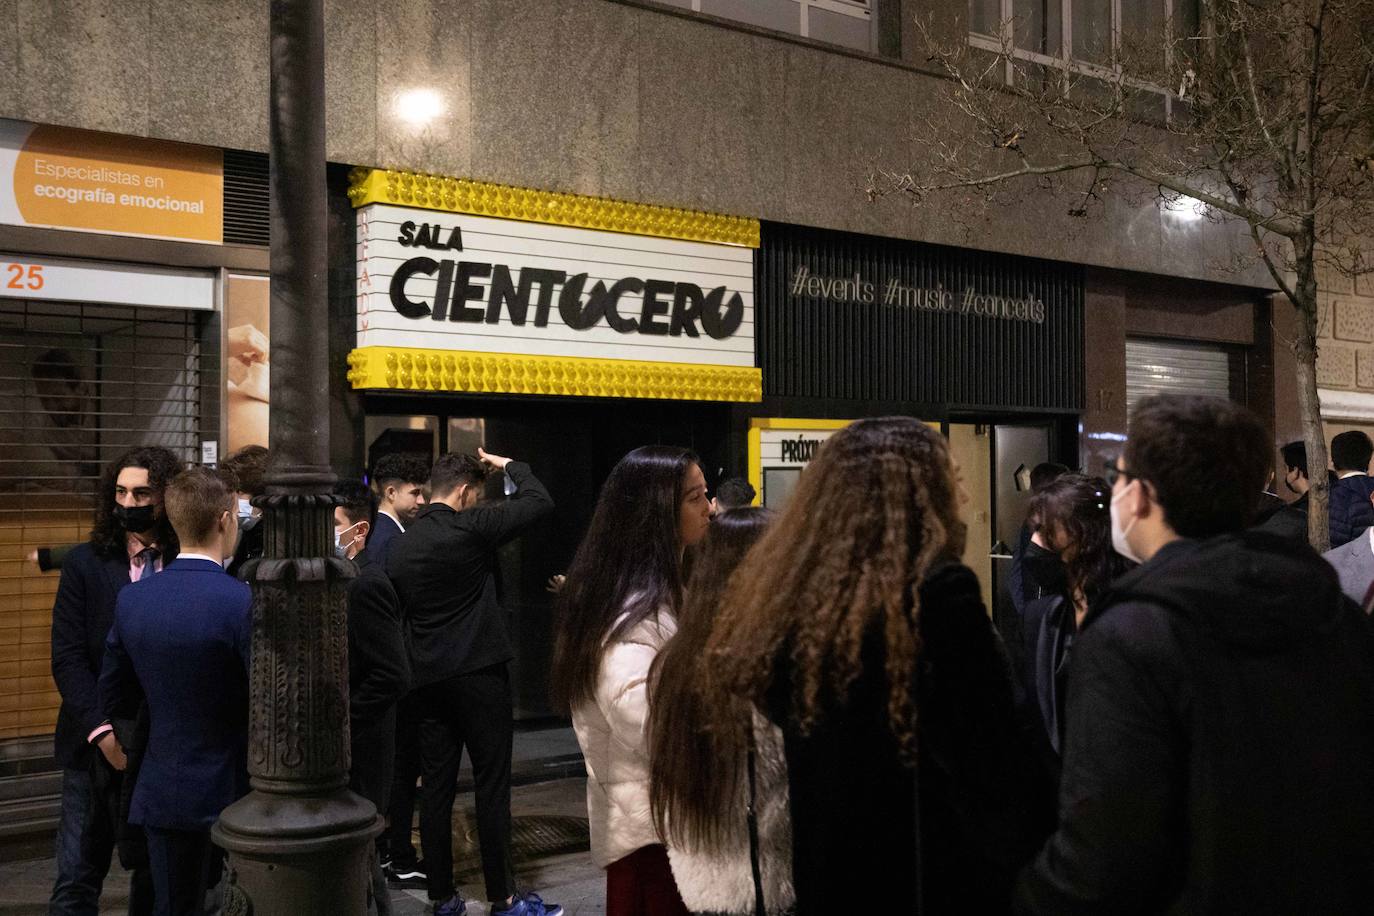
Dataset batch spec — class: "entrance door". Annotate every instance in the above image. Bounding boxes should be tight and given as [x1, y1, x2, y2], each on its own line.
[363, 397, 730, 720]
[947, 422, 1053, 659]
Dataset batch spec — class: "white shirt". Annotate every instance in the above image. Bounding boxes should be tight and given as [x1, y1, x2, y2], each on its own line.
[178, 552, 223, 566]
[379, 508, 405, 533]
[1339, 470, 1368, 480]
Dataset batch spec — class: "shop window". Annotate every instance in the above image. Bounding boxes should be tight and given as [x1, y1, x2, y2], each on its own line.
[658, 0, 878, 55]
[969, 0, 1200, 122]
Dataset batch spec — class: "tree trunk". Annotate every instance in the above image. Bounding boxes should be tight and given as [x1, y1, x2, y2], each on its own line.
[1292, 267, 1330, 552]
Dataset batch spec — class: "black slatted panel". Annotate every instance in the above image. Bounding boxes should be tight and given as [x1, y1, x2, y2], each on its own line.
[223, 149, 270, 246]
[756, 222, 1084, 410]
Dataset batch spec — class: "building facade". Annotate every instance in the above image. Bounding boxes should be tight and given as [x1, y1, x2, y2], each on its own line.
[0, 0, 1323, 824]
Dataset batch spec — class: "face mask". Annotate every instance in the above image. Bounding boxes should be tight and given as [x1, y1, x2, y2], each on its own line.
[113, 503, 157, 534]
[1022, 541, 1067, 594]
[334, 522, 362, 559]
[1110, 482, 1143, 564]
[238, 498, 260, 531]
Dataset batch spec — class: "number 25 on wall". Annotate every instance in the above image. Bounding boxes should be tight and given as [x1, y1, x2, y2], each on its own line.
[4, 263, 44, 291]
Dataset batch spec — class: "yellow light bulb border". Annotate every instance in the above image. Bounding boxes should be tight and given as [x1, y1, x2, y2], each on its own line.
[347, 167, 760, 249]
[347, 346, 762, 403]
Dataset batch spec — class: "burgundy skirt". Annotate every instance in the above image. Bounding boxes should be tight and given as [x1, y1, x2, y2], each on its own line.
[604, 844, 690, 916]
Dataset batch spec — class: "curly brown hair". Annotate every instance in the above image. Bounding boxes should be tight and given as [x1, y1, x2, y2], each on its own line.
[704, 417, 966, 758]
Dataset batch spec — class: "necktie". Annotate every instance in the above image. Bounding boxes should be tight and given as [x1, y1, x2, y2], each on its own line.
[136, 547, 160, 581]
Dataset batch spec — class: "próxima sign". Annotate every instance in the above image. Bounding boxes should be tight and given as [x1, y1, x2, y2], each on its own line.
[355, 203, 755, 368]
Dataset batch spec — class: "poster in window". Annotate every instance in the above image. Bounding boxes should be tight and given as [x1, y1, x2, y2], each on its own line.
[225, 274, 270, 452]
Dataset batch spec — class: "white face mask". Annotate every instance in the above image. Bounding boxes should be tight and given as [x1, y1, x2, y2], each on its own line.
[334, 521, 363, 558]
[1110, 480, 1143, 564]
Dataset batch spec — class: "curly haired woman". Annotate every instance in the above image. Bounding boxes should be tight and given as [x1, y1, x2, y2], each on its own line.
[703, 417, 1054, 915]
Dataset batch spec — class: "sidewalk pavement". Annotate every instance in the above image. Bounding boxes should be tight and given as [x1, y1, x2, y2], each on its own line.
[0, 777, 603, 916]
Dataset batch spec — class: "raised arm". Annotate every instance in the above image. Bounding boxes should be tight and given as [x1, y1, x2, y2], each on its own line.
[466, 448, 554, 546]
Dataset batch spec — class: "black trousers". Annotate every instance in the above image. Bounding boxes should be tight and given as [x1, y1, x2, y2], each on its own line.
[417, 663, 516, 903]
[382, 693, 422, 869]
[144, 826, 214, 916]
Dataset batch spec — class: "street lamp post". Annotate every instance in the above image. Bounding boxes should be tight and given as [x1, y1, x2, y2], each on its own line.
[211, 1, 378, 912]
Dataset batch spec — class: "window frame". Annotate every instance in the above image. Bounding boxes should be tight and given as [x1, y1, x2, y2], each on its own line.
[969, 0, 1188, 121]
[682, 0, 877, 52]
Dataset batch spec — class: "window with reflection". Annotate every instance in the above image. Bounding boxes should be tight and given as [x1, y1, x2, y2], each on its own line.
[969, 0, 1202, 120]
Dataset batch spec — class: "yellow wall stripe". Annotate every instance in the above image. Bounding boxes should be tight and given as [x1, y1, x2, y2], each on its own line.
[347, 347, 762, 403]
[347, 168, 761, 249]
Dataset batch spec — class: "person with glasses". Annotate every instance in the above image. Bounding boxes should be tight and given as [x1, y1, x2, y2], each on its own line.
[1015, 395, 1374, 915]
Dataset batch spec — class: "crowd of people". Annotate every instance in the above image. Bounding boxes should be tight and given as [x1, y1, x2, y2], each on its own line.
[39, 393, 1374, 916]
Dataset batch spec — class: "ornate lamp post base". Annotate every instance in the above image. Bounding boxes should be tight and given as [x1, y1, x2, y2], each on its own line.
[214, 790, 379, 915]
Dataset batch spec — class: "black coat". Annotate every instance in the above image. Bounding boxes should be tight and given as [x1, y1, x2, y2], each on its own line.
[386, 461, 554, 688]
[1015, 533, 1374, 915]
[347, 549, 409, 812]
[1254, 491, 1309, 544]
[50, 542, 136, 768]
[769, 562, 1055, 916]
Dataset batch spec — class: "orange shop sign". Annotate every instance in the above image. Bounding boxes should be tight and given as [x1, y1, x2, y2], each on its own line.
[0, 119, 222, 244]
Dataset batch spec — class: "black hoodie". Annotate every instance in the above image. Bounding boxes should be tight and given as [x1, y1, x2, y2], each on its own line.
[1016, 532, 1374, 915]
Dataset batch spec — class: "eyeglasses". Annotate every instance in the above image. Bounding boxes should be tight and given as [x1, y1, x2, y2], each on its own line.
[1104, 459, 1138, 487]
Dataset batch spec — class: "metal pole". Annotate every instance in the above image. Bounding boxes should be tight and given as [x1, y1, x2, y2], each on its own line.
[212, 1, 377, 912]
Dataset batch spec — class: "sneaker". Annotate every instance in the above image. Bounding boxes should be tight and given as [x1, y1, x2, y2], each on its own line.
[493, 892, 563, 916]
[433, 895, 466, 916]
[385, 860, 427, 889]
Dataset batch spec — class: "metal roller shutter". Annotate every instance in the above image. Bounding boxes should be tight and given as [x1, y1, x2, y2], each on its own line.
[1125, 338, 1234, 419]
[0, 298, 211, 743]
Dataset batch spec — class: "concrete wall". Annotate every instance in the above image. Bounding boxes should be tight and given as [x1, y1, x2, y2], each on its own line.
[0, 0, 1271, 288]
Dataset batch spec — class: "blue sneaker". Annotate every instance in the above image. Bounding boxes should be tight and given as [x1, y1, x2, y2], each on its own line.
[433, 895, 466, 916]
[493, 892, 563, 916]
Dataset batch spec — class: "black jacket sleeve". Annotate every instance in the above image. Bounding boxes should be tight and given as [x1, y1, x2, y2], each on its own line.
[348, 571, 410, 724]
[466, 461, 554, 547]
[50, 556, 101, 739]
[1014, 600, 1188, 915]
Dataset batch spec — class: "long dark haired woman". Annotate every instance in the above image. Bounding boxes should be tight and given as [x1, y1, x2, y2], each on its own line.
[552, 446, 712, 916]
[1022, 474, 1127, 764]
[703, 417, 1054, 915]
[647, 507, 794, 916]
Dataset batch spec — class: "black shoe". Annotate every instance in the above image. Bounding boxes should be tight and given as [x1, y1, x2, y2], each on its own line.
[385, 861, 428, 889]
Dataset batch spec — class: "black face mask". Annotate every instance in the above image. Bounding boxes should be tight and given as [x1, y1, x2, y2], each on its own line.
[113, 504, 158, 534]
[1021, 540, 1068, 596]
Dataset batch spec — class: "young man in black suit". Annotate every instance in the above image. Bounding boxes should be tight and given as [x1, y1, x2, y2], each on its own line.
[366, 451, 430, 887]
[387, 449, 560, 916]
[96, 467, 251, 916]
[334, 479, 410, 916]
[48, 446, 184, 916]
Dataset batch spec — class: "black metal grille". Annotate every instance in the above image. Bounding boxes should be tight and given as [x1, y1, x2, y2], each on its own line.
[0, 298, 211, 742]
[224, 149, 270, 247]
[756, 222, 1085, 411]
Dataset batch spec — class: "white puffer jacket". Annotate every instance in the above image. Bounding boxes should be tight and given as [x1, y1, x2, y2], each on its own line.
[571, 610, 677, 869]
[666, 710, 796, 915]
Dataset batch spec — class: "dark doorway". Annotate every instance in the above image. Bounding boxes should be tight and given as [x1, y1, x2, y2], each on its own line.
[364, 396, 732, 719]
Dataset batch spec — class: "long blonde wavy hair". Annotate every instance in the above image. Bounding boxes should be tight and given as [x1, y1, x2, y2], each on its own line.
[703, 417, 967, 758]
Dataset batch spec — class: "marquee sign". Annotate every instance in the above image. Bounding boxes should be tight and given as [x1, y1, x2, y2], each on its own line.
[348, 172, 761, 403]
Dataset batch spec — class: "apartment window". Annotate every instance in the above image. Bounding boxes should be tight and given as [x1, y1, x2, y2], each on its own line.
[969, 1, 1199, 119]
[660, 0, 877, 54]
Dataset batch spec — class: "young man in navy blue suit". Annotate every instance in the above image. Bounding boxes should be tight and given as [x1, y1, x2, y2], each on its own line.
[97, 467, 251, 916]
[49, 445, 183, 916]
